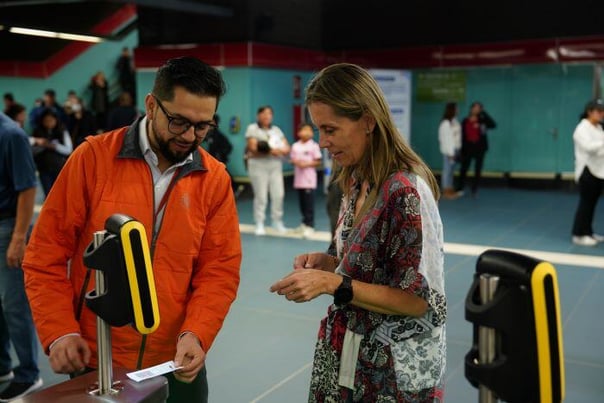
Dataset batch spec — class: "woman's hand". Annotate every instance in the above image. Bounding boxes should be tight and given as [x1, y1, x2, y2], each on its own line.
[34, 137, 49, 147]
[270, 269, 340, 303]
[293, 252, 338, 272]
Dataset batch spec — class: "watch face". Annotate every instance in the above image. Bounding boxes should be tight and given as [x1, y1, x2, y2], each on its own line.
[335, 287, 353, 306]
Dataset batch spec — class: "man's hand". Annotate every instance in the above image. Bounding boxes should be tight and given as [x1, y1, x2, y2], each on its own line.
[49, 335, 91, 374]
[6, 237, 26, 268]
[173, 332, 205, 383]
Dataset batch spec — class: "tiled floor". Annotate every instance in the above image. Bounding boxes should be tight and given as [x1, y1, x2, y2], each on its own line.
[7, 181, 604, 402]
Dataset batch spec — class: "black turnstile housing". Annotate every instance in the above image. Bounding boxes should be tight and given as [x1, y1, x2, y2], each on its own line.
[465, 249, 564, 403]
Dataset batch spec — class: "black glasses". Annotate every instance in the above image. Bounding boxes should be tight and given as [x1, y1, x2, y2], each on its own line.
[152, 95, 217, 137]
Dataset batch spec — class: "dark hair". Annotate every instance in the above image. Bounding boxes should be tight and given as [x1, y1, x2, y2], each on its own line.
[297, 122, 313, 131]
[44, 89, 56, 98]
[34, 107, 65, 141]
[5, 103, 25, 120]
[3, 93, 14, 102]
[579, 99, 604, 120]
[38, 107, 59, 123]
[442, 102, 457, 121]
[213, 113, 220, 125]
[256, 105, 273, 115]
[152, 57, 226, 108]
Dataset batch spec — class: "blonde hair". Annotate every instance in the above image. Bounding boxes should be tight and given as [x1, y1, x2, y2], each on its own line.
[305, 63, 440, 218]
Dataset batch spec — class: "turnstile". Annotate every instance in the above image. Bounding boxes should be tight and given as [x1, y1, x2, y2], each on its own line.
[20, 214, 167, 402]
[465, 249, 565, 403]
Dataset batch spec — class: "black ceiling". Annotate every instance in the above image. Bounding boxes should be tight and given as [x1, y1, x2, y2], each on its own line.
[1, 0, 603, 63]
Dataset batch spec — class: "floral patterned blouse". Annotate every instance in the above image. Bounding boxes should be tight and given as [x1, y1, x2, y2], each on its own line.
[309, 171, 447, 402]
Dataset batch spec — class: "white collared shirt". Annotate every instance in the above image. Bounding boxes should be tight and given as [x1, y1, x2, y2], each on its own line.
[139, 117, 192, 230]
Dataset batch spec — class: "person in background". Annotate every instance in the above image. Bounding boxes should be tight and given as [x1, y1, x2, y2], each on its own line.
[270, 63, 446, 402]
[62, 90, 79, 116]
[116, 46, 136, 99]
[0, 112, 43, 401]
[107, 91, 140, 131]
[325, 163, 343, 239]
[456, 101, 496, 197]
[245, 105, 291, 235]
[571, 98, 604, 246]
[5, 103, 27, 128]
[204, 114, 232, 166]
[22, 56, 241, 403]
[438, 102, 462, 199]
[290, 123, 322, 238]
[66, 96, 97, 149]
[28, 89, 68, 131]
[89, 71, 109, 132]
[31, 108, 73, 197]
[2, 93, 15, 115]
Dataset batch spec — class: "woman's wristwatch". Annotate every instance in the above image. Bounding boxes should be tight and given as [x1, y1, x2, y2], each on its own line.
[334, 275, 353, 307]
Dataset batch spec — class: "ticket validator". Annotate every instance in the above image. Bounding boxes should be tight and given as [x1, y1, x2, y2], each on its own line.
[465, 249, 565, 403]
[20, 214, 166, 402]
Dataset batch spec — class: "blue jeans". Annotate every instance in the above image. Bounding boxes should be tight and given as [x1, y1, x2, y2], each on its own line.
[0, 218, 39, 383]
[441, 155, 456, 189]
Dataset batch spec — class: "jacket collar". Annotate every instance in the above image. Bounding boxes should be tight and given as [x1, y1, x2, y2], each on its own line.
[117, 116, 207, 176]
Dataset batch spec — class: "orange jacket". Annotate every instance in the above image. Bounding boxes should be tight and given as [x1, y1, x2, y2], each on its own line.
[23, 121, 241, 369]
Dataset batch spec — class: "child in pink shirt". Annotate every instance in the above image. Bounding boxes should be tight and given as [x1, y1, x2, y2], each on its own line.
[290, 123, 322, 237]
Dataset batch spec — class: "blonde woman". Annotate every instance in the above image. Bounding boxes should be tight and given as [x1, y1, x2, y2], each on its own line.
[271, 63, 446, 402]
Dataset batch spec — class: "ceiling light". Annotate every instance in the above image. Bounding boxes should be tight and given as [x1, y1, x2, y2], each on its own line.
[9, 27, 104, 43]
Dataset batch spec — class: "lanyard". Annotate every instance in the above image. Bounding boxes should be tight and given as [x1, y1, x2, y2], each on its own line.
[154, 168, 181, 224]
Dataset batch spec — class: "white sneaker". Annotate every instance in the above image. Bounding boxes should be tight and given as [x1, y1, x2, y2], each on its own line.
[272, 221, 288, 234]
[572, 235, 598, 246]
[303, 226, 315, 238]
[254, 223, 266, 236]
[294, 224, 307, 234]
[592, 233, 604, 242]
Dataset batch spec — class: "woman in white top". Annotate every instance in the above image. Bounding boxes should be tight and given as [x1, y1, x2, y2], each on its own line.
[438, 102, 462, 199]
[571, 99, 604, 246]
[245, 105, 291, 235]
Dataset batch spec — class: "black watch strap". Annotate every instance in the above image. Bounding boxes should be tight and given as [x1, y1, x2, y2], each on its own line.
[334, 275, 353, 306]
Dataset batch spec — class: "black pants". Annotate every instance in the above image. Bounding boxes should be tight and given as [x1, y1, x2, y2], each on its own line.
[457, 144, 485, 194]
[165, 367, 208, 403]
[326, 181, 343, 237]
[298, 188, 315, 227]
[572, 167, 604, 236]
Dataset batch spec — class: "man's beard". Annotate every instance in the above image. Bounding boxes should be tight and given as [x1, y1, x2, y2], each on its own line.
[151, 120, 199, 164]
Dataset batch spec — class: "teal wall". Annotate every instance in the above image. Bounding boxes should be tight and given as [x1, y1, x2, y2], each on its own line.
[3, 34, 598, 180]
[0, 30, 139, 133]
[411, 64, 596, 176]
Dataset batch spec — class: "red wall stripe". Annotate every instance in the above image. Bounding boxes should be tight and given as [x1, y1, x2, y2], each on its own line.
[0, 4, 137, 78]
[135, 37, 604, 72]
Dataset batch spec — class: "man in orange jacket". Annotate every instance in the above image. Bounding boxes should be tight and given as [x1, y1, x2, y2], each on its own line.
[22, 56, 242, 402]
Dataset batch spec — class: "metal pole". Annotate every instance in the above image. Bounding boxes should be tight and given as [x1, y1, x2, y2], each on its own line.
[94, 231, 113, 395]
[478, 274, 499, 403]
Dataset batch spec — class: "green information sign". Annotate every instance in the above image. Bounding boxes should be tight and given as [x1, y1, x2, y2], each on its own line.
[416, 71, 466, 102]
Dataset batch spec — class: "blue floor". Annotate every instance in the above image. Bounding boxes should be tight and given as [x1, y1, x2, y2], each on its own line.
[8, 181, 604, 402]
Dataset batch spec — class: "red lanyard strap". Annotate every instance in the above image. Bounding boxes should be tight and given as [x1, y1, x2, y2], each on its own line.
[154, 168, 181, 223]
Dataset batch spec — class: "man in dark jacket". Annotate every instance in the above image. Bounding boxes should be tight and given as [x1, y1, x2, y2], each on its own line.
[204, 114, 232, 165]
